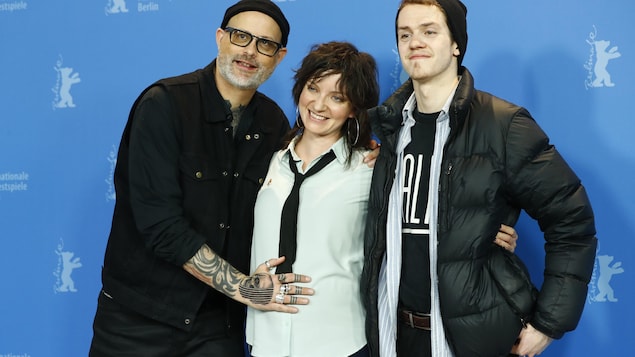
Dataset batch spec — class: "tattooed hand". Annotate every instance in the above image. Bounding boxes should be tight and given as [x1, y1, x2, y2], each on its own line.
[183, 246, 314, 313]
[239, 273, 274, 305]
[244, 257, 314, 313]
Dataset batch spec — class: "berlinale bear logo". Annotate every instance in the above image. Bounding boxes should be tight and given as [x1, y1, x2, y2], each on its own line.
[585, 26, 621, 89]
[52, 56, 81, 109]
[53, 240, 82, 293]
[105, 0, 129, 15]
[594, 255, 624, 302]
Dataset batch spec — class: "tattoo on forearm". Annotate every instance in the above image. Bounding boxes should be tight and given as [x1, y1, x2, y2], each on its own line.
[239, 273, 274, 305]
[184, 244, 242, 297]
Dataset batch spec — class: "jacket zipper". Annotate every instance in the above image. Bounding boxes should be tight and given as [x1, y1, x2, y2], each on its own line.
[442, 161, 453, 229]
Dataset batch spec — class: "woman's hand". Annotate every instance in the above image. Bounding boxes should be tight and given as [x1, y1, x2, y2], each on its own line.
[363, 139, 380, 167]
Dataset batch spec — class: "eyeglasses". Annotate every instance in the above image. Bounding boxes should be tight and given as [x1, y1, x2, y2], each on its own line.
[224, 27, 283, 57]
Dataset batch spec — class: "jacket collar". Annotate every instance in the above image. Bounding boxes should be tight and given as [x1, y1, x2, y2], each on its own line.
[384, 66, 476, 135]
[448, 66, 475, 132]
[198, 60, 231, 124]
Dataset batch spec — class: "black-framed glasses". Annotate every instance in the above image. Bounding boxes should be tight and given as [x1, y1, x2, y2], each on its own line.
[224, 27, 283, 57]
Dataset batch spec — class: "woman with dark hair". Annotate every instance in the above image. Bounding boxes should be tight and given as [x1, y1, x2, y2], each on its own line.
[246, 41, 379, 357]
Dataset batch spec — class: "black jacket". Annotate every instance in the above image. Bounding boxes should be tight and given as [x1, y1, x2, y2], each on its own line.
[361, 68, 597, 356]
[101, 61, 290, 332]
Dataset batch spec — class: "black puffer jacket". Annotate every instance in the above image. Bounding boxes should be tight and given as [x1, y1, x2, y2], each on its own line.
[361, 68, 597, 356]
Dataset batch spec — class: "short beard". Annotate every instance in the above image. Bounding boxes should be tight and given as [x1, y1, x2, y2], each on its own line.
[217, 52, 274, 90]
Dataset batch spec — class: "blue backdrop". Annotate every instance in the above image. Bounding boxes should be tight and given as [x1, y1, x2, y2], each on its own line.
[0, 0, 632, 355]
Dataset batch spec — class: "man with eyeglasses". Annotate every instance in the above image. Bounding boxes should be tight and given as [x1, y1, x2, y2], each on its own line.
[224, 27, 284, 57]
[89, 1, 314, 356]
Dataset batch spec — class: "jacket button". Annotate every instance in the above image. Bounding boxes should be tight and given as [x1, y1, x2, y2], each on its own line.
[195, 171, 203, 179]
[254, 133, 260, 140]
[184, 318, 191, 325]
[245, 134, 251, 140]
[222, 171, 228, 176]
[234, 172, 239, 178]
[258, 178, 264, 184]
[219, 223, 225, 229]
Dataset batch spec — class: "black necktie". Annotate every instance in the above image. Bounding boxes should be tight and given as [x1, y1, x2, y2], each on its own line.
[276, 150, 336, 273]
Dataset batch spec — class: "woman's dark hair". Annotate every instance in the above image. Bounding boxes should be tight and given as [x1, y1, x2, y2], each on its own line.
[285, 41, 379, 162]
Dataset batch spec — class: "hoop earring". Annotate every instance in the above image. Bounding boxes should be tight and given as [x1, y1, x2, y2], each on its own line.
[295, 108, 304, 129]
[347, 117, 359, 146]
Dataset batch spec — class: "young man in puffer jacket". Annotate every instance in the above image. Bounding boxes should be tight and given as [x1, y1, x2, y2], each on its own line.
[360, 1, 597, 356]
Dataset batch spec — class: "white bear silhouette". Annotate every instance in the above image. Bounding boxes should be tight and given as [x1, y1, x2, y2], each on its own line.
[55, 67, 81, 108]
[106, 0, 128, 14]
[57, 251, 82, 292]
[592, 40, 621, 88]
[594, 255, 623, 302]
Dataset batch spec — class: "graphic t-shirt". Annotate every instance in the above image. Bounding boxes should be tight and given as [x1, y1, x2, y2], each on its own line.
[399, 110, 438, 313]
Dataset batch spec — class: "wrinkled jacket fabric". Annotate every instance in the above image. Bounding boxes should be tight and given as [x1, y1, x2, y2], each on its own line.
[101, 61, 289, 332]
[361, 68, 597, 356]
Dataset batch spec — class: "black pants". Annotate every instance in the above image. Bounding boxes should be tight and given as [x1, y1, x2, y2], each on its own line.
[89, 291, 244, 357]
[397, 322, 431, 357]
[397, 322, 520, 357]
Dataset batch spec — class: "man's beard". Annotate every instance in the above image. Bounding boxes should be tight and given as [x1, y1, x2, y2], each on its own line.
[217, 52, 274, 90]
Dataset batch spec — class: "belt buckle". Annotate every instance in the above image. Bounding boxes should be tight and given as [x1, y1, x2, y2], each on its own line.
[408, 312, 416, 328]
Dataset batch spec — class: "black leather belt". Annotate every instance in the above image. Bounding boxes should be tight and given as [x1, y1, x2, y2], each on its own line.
[399, 309, 431, 330]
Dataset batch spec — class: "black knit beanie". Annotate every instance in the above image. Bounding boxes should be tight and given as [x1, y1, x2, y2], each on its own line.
[220, 0, 290, 47]
[436, 0, 468, 67]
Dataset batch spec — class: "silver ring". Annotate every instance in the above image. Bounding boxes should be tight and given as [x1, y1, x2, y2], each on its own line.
[275, 293, 285, 304]
[264, 260, 272, 270]
[280, 284, 290, 295]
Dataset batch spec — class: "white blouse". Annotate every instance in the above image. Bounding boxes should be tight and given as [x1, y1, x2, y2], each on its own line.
[246, 137, 373, 357]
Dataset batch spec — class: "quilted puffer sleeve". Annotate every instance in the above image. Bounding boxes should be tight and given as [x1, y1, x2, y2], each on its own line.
[504, 108, 597, 339]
